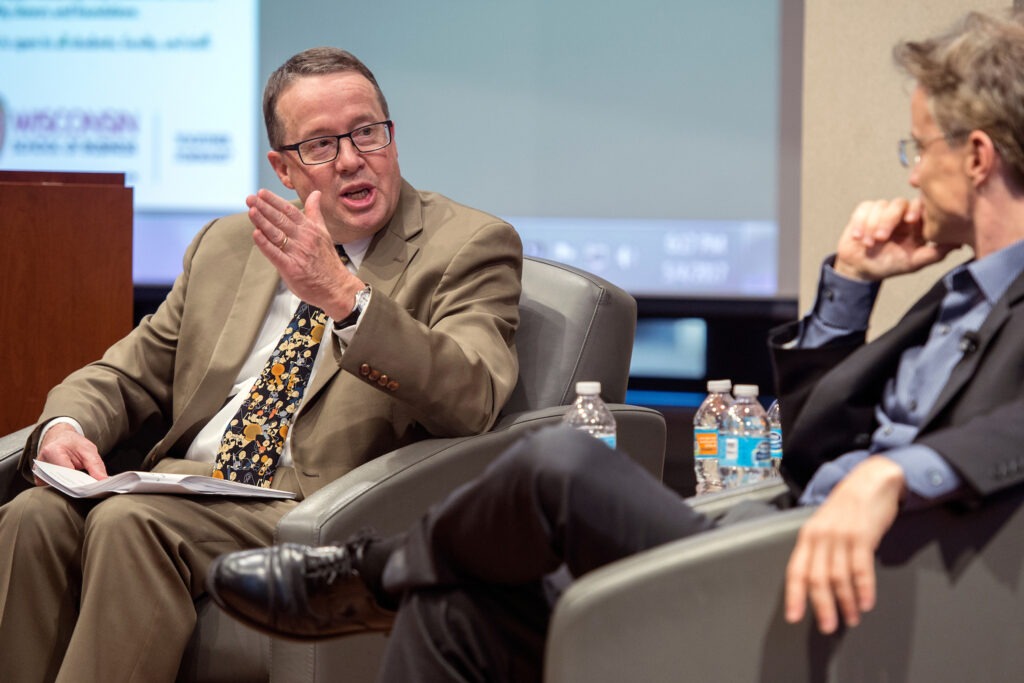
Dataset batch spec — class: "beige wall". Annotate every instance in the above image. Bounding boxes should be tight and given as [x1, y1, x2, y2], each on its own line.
[800, 1, 1007, 336]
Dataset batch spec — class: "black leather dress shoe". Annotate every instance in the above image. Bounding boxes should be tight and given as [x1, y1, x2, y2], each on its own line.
[206, 540, 395, 641]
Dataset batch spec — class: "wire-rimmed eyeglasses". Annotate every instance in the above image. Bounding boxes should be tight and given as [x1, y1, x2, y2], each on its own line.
[898, 132, 965, 168]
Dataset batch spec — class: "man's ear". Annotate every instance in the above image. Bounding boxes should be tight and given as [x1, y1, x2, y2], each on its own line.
[966, 129, 996, 188]
[268, 150, 296, 190]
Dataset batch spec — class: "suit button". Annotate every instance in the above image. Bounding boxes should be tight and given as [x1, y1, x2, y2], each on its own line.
[387, 380, 399, 391]
[368, 369, 381, 381]
[377, 374, 389, 386]
[360, 364, 371, 377]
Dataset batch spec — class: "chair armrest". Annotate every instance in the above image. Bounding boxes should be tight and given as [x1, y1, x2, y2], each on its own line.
[545, 506, 809, 683]
[547, 486, 1024, 683]
[0, 426, 33, 503]
[686, 478, 791, 521]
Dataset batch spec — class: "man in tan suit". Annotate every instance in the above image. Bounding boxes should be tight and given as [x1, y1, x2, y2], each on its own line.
[0, 47, 521, 682]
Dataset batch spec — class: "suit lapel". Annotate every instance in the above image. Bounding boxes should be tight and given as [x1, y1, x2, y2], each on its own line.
[922, 270, 1024, 427]
[359, 179, 424, 297]
[159, 245, 280, 453]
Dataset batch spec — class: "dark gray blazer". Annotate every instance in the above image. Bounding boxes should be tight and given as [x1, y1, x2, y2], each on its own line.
[771, 269, 1024, 502]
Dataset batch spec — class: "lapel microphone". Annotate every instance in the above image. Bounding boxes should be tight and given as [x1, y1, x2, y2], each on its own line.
[958, 331, 981, 354]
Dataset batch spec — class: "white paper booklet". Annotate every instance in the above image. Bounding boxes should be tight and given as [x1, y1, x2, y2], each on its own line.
[32, 460, 297, 500]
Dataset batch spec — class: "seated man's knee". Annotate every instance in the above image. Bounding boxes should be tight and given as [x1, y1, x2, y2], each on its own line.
[0, 486, 83, 538]
[81, 495, 150, 543]
[495, 424, 612, 484]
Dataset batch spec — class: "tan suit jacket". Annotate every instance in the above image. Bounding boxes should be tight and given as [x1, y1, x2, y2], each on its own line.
[24, 180, 522, 498]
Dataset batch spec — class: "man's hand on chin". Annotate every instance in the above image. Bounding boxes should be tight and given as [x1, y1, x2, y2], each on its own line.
[784, 456, 906, 633]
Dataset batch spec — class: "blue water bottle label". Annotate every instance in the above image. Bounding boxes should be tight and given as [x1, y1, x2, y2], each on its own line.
[769, 428, 782, 458]
[598, 434, 616, 449]
[725, 435, 770, 468]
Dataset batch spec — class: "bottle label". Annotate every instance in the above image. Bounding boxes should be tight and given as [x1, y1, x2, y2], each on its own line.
[769, 428, 782, 459]
[597, 434, 616, 449]
[723, 435, 771, 468]
[694, 428, 719, 458]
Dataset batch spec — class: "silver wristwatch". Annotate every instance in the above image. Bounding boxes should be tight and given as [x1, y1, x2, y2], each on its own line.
[335, 284, 371, 330]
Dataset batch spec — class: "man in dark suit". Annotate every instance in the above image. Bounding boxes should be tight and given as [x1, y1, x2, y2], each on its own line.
[207, 9, 1024, 681]
[0, 48, 521, 682]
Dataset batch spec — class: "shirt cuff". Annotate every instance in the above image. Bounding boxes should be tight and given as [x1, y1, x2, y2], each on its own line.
[331, 318, 358, 346]
[38, 417, 85, 445]
[810, 257, 880, 332]
[798, 449, 870, 505]
[884, 445, 963, 508]
[797, 446, 963, 508]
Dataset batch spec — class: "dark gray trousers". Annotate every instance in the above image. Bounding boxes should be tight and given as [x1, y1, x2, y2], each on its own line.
[375, 424, 750, 682]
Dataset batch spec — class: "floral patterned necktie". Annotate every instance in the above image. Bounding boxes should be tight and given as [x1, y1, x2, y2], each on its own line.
[212, 300, 327, 487]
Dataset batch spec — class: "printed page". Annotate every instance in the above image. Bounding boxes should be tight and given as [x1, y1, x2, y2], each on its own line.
[32, 460, 296, 500]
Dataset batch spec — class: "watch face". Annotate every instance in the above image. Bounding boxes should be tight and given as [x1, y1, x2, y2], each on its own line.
[356, 286, 372, 310]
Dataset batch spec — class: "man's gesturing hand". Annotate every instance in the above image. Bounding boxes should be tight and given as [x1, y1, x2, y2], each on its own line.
[248, 189, 364, 321]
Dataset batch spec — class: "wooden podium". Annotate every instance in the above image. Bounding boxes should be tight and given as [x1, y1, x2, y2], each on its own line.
[0, 170, 134, 435]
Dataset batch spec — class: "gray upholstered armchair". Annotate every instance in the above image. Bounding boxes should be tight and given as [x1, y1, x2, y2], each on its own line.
[545, 479, 1024, 683]
[1, 256, 668, 683]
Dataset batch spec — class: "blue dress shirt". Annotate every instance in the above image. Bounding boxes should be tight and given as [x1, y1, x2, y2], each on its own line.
[795, 239, 1024, 507]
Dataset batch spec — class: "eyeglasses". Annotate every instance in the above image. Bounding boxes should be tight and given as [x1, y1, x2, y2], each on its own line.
[897, 132, 964, 168]
[278, 120, 393, 165]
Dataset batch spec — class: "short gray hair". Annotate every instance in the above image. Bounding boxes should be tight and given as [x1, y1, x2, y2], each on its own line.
[894, 10, 1024, 185]
[263, 47, 389, 149]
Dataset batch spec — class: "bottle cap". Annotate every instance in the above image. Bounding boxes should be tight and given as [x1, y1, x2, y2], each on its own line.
[575, 381, 601, 395]
[706, 379, 732, 393]
[733, 384, 759, 397]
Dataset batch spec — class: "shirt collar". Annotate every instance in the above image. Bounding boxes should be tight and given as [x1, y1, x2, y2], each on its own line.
[338, 236, 373, 272]
[961, 238, 1024, 305]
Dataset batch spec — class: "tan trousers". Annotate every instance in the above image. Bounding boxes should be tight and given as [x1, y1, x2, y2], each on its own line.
[0, 478, 298, 683]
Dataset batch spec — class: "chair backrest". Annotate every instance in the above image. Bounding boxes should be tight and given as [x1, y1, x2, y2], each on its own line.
[504, 256, 637, 415]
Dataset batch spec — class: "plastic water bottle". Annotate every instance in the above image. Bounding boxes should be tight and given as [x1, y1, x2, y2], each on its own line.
[562, 381, 617, 449]
[719, 384, 772, 487]
[692, 379, 733, 495]
[766, 398, 782, 477]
